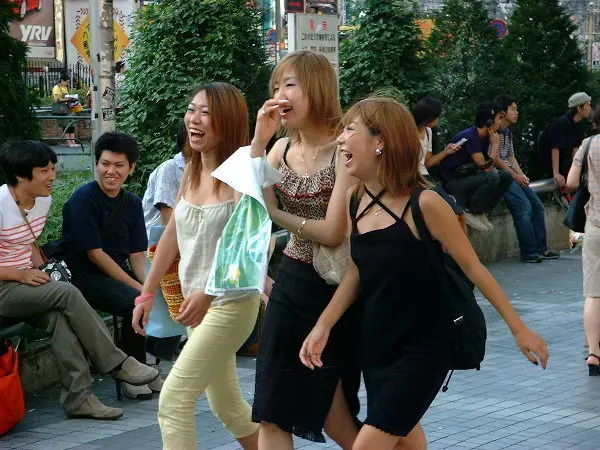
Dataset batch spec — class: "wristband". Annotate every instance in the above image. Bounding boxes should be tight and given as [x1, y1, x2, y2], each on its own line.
[297, 218, 307, 236]
[134, 292, 155, 305]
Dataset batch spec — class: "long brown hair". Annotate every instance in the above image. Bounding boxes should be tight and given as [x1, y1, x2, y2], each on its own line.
[344, 97, 428, 196]
[270, 50, 341, 140]
[187, 82, 249, 190]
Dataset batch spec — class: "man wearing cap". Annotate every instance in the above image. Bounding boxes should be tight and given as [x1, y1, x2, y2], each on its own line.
[546, 92, 592, 189]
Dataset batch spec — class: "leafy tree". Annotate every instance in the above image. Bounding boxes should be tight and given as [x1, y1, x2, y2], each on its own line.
[339, 0, 426, 108]
[504, 0, 588, 177]
[424, 0, 509, 148]
[119, 0, 271, 194]
[0, 3, 40, 146]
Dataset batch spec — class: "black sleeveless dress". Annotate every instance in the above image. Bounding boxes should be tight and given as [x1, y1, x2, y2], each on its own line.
[252, 142, 362, 442]
[351, 189, 453, 437]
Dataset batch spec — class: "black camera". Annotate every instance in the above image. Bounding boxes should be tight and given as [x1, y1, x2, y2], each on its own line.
[40, 260, 72, 282]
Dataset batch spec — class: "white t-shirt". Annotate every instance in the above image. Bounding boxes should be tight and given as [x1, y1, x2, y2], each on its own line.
[0, 184, 52, 269]
[418, 127, 432, 176]
[142, 152, 185, 238]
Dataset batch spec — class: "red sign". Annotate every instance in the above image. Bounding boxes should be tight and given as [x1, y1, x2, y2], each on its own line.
[285, 0, 304, 13]
[489, 19, 508, 39]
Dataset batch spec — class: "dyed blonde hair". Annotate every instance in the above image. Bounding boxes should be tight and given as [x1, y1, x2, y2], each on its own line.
[344, 97, 429, 196]
[270, 50, 341, 139]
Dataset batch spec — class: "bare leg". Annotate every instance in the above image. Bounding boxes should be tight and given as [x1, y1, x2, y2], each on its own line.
[394, 423, 427, 450]
[584, 296, 600, 367]
[324, 380, 359, 449]
[238, 430, 259, 450]
[353, 424, 401, 450]
[258, 421, 293, 450]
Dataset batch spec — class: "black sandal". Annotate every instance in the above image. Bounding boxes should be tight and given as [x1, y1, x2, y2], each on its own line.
[586, 354, 600, 376]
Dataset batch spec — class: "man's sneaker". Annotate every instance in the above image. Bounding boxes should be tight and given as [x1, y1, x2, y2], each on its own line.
[479, 213, 493, 230]
[121, 382, 153, 400]
[540, 250, 560, 260]
[110, 356, 159, 386]
[553, 191, 570, 210]
[522, 254, 543, 263]
[464, 213, 491, 232]
[69, 394, 123, 420]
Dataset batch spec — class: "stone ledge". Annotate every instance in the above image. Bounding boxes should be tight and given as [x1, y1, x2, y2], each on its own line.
[468, 202, 570, 263]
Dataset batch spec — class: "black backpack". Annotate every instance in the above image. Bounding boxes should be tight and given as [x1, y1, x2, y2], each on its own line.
[410, 189, 487, 391]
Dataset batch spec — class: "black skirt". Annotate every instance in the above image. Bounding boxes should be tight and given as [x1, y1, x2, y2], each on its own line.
[252, 256, 362, 442]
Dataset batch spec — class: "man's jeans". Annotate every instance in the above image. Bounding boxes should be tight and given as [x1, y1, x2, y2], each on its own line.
[444, 170, 513, 215]
[504, 181, 548, 257]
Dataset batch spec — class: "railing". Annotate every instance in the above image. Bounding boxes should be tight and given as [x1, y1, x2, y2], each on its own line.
[25, 61, 92, 97]
[529, 178, 559, 195]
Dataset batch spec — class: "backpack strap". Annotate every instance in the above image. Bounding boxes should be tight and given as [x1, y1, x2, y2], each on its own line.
[410, 189, 449, 291]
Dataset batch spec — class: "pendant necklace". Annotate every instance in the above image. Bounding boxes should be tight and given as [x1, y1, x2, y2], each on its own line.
[300, 142, 320, 178]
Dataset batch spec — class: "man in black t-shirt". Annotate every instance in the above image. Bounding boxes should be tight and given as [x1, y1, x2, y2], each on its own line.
[546, 92, 591, 189]
[62, 132, 158, 400]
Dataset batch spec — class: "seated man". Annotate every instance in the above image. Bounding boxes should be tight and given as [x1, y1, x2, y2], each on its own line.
[493, 95, 560, 263]
[61, 132, 158, 400]
[440, 101, 513, 231]
[0, 140, 157, 420]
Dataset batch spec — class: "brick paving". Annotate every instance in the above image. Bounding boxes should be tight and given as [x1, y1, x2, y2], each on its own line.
[2, 249, 599, 449]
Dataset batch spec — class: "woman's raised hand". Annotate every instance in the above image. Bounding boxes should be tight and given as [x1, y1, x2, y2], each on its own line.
[252, 99, 289, 151]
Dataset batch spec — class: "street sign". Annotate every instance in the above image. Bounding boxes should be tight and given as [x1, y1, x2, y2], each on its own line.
[266, 28, 277, 46]
[489, 19, 508, 39]
[288, 13, 339, 73]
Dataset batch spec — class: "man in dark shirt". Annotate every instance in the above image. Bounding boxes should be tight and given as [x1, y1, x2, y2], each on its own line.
[440, 101, 513, 231]
[62, 132, 157, 399]
[546, 92, 591, 189]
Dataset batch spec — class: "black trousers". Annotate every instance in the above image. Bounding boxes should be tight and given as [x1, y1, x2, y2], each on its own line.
[444, 170, 513, 214]
[71, 272, 146, 364]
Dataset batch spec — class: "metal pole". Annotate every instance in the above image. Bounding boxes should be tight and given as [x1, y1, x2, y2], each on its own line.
[275, 0, 282, 62]
[589, 4, 594, 70]
[90, 0, 116, 172]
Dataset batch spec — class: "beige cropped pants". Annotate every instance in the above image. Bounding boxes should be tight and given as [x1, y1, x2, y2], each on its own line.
[158, 295, 260, 448]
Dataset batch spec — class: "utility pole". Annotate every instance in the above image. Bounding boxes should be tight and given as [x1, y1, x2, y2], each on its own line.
[90, 0, 116, 169]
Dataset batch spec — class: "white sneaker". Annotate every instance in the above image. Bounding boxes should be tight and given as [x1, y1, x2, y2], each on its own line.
[464, 213, 490, 232]
[479, 213, 493, 230]
[121, 382, 152, 400]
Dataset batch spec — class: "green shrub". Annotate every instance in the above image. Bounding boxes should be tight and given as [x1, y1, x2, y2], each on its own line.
[40, 171, 91, 245]
[339, 0, 426, 108]
[118, 0, 271, 195]
[0, 3, 40, 146]
[504, 0, 588, 177]
[424, 0, 509, 151]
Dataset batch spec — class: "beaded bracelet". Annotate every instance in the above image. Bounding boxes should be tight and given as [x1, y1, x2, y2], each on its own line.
[134, 292, 155, 305]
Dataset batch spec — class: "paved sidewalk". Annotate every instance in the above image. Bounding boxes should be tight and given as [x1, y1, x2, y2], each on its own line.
[2, 250, 600, 449]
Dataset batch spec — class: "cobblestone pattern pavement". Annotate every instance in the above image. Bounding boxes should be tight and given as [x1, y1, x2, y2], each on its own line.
[2, 250, 600, 449]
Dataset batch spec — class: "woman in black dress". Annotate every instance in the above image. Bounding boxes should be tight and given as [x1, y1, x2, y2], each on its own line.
[300, 97, 549, 450]
[250, 50, 361, 449]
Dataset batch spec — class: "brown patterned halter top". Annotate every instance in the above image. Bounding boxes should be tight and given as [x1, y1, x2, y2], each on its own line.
[274, 140, 336, 264]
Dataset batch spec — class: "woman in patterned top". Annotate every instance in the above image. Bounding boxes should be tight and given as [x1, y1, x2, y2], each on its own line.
[249, 50, 361, 449]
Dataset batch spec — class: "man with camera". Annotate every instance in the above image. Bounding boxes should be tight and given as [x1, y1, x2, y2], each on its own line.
[61, 132, 161, 400]
[0, 140, 158, 420]
[440, 101, 513, 232]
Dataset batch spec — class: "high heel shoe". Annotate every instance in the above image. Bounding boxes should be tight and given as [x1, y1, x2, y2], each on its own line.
[586, 353, 600, 376]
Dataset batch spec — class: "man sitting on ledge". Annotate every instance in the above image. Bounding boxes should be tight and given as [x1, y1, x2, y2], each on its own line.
[0, 141, 158, 420]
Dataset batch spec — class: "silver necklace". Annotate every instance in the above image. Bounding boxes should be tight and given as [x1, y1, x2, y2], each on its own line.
[299, 142, 320, 178]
